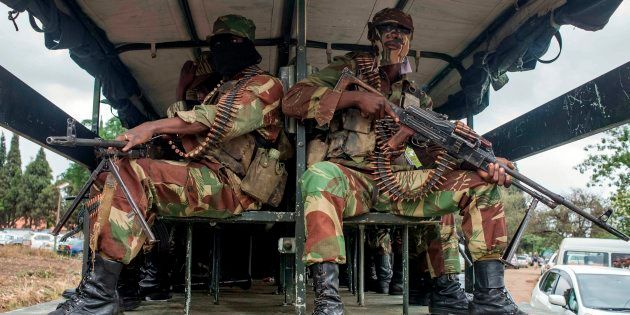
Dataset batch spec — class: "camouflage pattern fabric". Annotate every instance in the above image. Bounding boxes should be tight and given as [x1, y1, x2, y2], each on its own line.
[283, 52, 507, 266]
[418, 214, 461, 277]
[300, 161, 506, 265]
[94, 69, 284, 264]
[210, 14, 256, 42]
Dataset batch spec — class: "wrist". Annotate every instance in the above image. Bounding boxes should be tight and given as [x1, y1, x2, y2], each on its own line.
[338, 91, 360, 110]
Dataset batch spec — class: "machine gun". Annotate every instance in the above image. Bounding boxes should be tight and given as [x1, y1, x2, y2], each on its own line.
[335, 68, 629, 250]
[48, 118, 157, 244]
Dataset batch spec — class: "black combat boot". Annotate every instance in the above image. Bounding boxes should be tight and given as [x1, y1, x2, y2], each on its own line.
[311, 262, 344, 315]
[389, 252, 403, 295]
[428, 274, 469, 315]
[409, 271, 432, 306]
[138, 251, 172, 301]
[50, 254, 123, 315]
[372, 253, 393, 294]
[469, 260, 526, 315]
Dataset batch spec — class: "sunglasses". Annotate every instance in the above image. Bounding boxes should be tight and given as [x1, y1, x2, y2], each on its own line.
[209, 35, 246, 51]
[376, 23, 412, 36]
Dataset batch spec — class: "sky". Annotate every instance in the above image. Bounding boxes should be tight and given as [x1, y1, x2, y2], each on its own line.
[0, 2, 628, 198]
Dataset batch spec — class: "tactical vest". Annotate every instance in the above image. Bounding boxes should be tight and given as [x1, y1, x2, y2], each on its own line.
[309, 53, 429, 170]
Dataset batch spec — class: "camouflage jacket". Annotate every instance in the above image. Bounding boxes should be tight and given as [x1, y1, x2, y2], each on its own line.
[167, 65, 284, 177]
[282, 52, 432, 170]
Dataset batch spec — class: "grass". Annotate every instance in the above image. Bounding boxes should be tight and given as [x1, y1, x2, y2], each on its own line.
[0, 245, 82, 312]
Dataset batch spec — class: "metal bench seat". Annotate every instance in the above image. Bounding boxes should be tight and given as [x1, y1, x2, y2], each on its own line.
[161, 211, 436, 315]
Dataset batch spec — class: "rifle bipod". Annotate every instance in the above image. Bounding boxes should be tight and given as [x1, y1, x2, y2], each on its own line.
[52, 152, 157, 244]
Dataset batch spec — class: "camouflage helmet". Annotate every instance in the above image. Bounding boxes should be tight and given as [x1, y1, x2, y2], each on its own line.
[210, 14, 256, 43]
[368, 8, 414, 40]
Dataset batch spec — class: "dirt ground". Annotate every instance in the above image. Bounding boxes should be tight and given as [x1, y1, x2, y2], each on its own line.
[0, 245, 81, 312]
[0, 245, 542, 312]
[505, 266, 542, 304]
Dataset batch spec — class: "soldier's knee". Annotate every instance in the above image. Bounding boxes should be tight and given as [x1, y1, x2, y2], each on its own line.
[301, 161, 347, 193]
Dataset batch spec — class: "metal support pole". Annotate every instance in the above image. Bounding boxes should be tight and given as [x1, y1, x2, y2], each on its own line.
[358, 225, 365, 306]
[346, 231, 353, 293]
[294, 0, 307, 314]
[353, 229, 358, 295]
[466, 110, 474, 129]
[402, 225, 409, 315]
[185, 223, 193, 315]
[91, 78, 101, 134]
[212, 229, 221, 304]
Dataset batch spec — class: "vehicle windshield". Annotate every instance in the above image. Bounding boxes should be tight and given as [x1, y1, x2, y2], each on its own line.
[564, 251, 608, 266]
[577, 274, 630, 310]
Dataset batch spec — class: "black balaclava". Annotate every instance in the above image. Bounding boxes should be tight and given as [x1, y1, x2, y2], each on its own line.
[210, 34, 262, 78]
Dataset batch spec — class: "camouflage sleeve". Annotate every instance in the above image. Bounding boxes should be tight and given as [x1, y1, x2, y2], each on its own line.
[282, 55, 356, 126]
[175, 74, 283, 143]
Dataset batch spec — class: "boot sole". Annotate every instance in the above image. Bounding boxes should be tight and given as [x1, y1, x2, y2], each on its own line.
[429, 306, 468, 315]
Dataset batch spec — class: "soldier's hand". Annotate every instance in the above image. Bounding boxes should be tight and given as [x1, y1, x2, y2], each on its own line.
[338, 91, 399, 121]
[176, 60, 198, 100]
[117, 122, 156, 152]
[477, 157, 514, 187]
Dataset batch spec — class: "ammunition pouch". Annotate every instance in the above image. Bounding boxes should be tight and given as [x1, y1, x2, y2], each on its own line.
[326, 109, 376, 159]
[241, 148, 287, 207]
[206, 134, 256, 176]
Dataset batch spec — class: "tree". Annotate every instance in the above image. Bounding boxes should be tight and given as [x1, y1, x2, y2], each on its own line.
[0, 133, 7, 223]
[17, 148, 55, 227]
[576, 124, 629, 235]
[535, 189, 608, 240]
[1, 134, 22, 226]
[0, 132, 6, 167]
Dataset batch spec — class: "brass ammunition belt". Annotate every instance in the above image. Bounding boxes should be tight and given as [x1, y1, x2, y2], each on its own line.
[371, 117, 457, 201]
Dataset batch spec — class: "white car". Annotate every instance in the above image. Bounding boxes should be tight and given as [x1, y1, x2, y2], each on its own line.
[30, 233, 56, 250]
[530, 265, 630, 314]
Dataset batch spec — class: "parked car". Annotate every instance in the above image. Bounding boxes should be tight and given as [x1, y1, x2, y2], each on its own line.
[542, 252, 558, 274]
[516, 255, 529, 268]
[31, 232, 56, 250]
[57, 238, 83, 256]
[523, 253, 533, 266]
[557, 237, 630, 268]
[0, 233, 22, 246]
[530, 265, 630, 314]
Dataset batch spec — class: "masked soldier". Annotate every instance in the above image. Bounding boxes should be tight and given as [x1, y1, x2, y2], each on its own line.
[283, 7, 524, 315]
[52, 14, 287, 315]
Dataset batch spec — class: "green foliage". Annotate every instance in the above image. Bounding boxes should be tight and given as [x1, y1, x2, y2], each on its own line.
[1, 134, 23, 226]
[98, 117, 126, 140]
[17, 148, 56, 227]
[576, 125, 629, 190]
[59, 117, 126, 196]
[0, 133, 7, 218]
[0, 132, 6, 167]
[576, 124, 629, 235]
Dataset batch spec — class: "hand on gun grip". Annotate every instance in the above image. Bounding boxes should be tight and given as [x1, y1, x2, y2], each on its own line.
[477, 157, 514, 187]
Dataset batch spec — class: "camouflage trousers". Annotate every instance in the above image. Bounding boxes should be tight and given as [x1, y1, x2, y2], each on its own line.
[92, 157, 258, 264]
[370, 214, 460, 278]
[301, 161, 506, 266]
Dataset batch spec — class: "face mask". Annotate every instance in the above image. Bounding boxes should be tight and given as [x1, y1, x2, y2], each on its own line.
[210, 35, 262, 78]
[373, 24, 411, 66]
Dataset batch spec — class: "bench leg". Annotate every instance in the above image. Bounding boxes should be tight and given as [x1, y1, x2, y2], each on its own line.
[185, 223, 193, 315]
[403, 225, 409, 315]
[346, 231, 354, 293]
[357, 225, 365, 306]
[353, 229, 358, 295]
[212, 229, 221, 305]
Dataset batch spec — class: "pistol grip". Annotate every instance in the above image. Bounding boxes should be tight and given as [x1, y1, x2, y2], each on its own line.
[386, 125, 414, 151]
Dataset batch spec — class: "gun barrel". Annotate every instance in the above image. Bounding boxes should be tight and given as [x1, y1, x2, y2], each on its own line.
[46, 136, 127, 148]
[502, 165, 630, 241]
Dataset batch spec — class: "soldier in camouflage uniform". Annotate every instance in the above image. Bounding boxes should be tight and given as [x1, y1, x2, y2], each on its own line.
[52, 15, 286, 315]
[283, 8, 524, 315]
